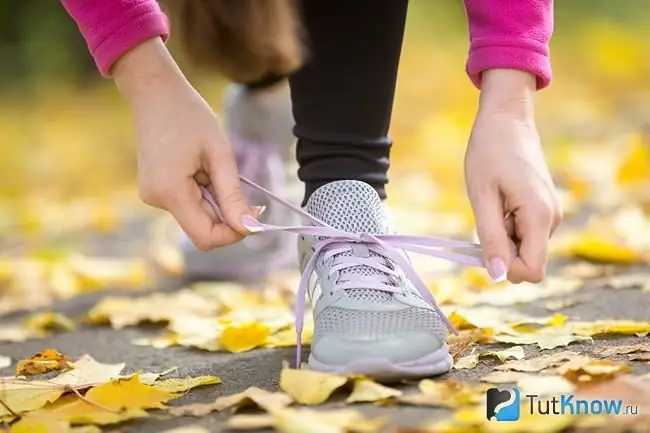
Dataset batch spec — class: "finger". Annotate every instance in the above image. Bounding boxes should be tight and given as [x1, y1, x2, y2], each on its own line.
[204, 136, 254, 235]
[508, 207, 552, 283]
[165, 177, 245, 250]
[469, 184, 512, 284]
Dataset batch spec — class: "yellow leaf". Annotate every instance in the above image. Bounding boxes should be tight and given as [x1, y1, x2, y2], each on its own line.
[9, 417, 71, 433]
[279, 368, 348, 405]
[149, 375, 221, 393]
[567, 235, 642, 264]
[220, 322, 270, 353]
[454, 346, 526, 369]
[398, 380, 486, 408]
[0, 355, 125, 418]
[571, 320, 650, 337]
[346, 379, 401, 403]
[169, 386, 292, 417]
[554, 357, 631, 384]
[495, 350, 581, 373]
[15, 349, 72, 376]
[29, 374, 178, 425]
[23, 313, 76, 333]
[616, 133, 650, 185]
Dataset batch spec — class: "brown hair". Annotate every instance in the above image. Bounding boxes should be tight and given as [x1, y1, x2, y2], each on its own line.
[165, 0, 305, 84]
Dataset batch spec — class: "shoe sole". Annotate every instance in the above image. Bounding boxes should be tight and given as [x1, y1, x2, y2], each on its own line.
[307, 343, 453, 381]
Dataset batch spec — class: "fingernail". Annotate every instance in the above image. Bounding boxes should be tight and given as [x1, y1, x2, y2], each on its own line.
[241, 215, 263, 233]
[488, 257, 508, 283]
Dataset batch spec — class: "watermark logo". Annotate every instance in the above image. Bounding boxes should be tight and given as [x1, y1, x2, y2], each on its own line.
[486, 387, 639, 422]
[486, 387, 521, 421]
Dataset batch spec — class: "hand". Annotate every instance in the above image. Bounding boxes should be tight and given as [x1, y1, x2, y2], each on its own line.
[113, 39, 261, 250]
[465, 70, 562, 284]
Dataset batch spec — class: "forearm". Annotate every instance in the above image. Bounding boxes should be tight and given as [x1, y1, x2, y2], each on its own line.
[60, 0, 170, 77]
[464, 0, 554, 91]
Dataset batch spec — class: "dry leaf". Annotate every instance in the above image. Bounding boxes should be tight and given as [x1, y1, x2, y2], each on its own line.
[554, 357, 631, 383]
[0, 356, 10, 369]
[23, 313, 76, 333]
[454, 346, 525, 370]
[595, 343, 650, 356]
[0, 355, 125, 418]
[279, 368, 348, 405]
[447, 329, 483, 360]
[149, 375, 220, 393]
[493, 325, 592, 350]
[28, 374, 179, 425]
[169, 387, 292, 417]
[571, 320, 650, 337]
[273, 407, 386, 433]
[346, 379, 402, 403]
[398, 379, 486, 408]
[495, 350, 581, 372]
[15, 349, 72, 376]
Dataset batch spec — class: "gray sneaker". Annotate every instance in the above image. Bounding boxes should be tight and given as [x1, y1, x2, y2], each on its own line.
[180, 81, 301, 282]
[298, 180, 453, 379]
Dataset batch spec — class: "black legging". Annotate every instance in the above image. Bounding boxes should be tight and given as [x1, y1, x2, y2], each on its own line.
[289, 0, 408, 206]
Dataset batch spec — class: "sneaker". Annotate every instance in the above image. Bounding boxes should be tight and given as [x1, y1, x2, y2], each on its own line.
[298, 180, 453, 379]
[179, 81, 301, 282]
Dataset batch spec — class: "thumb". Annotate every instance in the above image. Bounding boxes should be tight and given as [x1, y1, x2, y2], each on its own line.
[206, 144, 255, 235]
[470, 186, 511, 283]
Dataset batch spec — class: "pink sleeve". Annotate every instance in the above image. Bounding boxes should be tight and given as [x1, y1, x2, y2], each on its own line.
[464, 0, 554, 90]
[60, 0, 170, 77]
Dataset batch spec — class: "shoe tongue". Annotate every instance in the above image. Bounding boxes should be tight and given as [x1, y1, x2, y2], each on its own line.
[304, 180, 393, 304]
[304, 181, 386, 235]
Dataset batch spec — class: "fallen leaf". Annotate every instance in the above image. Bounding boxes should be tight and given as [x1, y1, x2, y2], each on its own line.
[454, 346, 526, 370]
[149, 375, 221, 393]
[447, 329, 483, 360]
[0, 355, 125, 418]
[493, 326, 592, 350]
[594, 343, 650, 357]
[555, 357, 631, 383]
[0, 356, 10, 369]
[16, 349, 72, 376]
[279, 368, 348, 405]
[23, 313, 76, 333]
[495, 350, 581, 372]
[220, 322, 270, 353]
[169, 386, 292, 417]
[28, 374, 179, 425]
[86, 290, 219, 329]
[398, 379, 486, 408]
[9, 417, 71, 433]
[572, 320, 650, 337]
[629, 353, 650, 362]
[346, 379, 402, 403]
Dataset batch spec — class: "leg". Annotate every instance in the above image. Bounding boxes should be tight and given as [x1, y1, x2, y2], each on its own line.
[292, 0, 453, 379]
[290, 0, 407, 205]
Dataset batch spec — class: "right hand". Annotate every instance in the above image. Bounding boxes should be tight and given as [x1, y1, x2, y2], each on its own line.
[113, 39, 262, 250]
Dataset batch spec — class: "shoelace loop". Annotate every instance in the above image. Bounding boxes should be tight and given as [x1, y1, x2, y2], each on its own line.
[201, 177, 489, 367]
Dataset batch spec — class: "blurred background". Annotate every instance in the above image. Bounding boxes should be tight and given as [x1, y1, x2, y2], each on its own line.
[0, 0, 649, 254]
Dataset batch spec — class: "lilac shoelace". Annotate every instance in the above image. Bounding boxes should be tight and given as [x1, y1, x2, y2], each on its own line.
[201, 177, 488, 367]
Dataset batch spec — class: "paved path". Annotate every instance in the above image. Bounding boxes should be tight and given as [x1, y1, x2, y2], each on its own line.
[1, 219, 649, 432]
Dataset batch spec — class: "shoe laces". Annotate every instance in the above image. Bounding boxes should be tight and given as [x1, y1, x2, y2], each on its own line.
[202, 177, 492, 367]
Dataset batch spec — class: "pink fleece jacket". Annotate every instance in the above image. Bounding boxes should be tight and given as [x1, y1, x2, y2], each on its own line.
[60, 0, 553, 90]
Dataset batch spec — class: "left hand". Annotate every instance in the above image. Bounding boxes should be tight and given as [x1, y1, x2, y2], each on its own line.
[464, 69, 563, 284]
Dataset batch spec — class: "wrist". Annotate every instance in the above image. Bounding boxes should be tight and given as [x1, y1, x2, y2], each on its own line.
[478, 69, 536, 119]
[113, 38, 191, 106]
